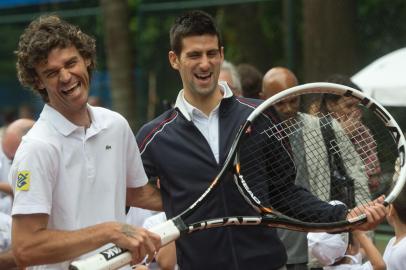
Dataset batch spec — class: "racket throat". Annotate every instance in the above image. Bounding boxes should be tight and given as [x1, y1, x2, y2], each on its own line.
[233, 173, 264, 214]
[187, 216, 262, 233]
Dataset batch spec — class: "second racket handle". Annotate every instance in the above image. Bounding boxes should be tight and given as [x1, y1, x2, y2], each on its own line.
[149, 219, 181, 246]
[69, 246, 131, 270]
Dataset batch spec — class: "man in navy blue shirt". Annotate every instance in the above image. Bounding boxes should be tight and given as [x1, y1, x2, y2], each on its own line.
[136, 10, 386, 270]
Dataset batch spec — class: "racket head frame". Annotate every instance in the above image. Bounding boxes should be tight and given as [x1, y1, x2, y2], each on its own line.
[233, 82, 406, 230]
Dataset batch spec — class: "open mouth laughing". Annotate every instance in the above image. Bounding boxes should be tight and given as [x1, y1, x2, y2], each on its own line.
[61, 81, 81, 95]
[195, 72, 212, 82]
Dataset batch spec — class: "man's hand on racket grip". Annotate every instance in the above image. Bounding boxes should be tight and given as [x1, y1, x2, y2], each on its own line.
[111, 223, 161, 265]
[347, 195, 387, 231]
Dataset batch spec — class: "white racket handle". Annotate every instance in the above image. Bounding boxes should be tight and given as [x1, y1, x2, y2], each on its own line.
[69, 246, 131, 270]
[69, 220, 180, 270]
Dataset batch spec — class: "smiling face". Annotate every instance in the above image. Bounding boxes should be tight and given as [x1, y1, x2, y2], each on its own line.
[35, 45, 91, 122]
[169, 34, 224, 99]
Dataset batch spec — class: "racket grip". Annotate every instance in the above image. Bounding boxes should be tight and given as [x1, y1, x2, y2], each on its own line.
[69, 246, 131, 270]
[149, 219, 181, 246]
[69, 220, 180, 270]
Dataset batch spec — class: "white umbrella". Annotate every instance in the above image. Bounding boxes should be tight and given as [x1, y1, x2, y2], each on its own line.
[352, 47, 406, 107]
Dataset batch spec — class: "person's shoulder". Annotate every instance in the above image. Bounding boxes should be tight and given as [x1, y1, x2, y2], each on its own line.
[234, 96, 262, 109]
[92, 106, 127, 122]
[91, 106, 135, 135]
[22, 119, 59, 148]
[14, 131, 59, 165]
[233, 97, 281, 123]
[395, 235, 406, 247]
[136, 109, 178, 151]
[138, 109, 178, 135]
[384, 236, 396, 250]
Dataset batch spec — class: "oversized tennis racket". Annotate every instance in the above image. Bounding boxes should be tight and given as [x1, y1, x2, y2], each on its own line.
[70, 82, 406, 270]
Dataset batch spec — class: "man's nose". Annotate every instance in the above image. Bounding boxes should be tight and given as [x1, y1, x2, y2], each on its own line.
[199, 55, 210, 69]
[59, 68, 71, 82]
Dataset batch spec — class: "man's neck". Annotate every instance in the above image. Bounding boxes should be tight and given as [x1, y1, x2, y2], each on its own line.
[51, 104, 91, 128]
[184, 87, 223, 117]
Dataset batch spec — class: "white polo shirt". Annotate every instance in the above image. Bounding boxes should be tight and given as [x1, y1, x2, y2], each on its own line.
[10, 104, 148, 269]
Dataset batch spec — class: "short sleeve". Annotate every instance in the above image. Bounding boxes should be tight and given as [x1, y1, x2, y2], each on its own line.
[11, 139, 58, 216]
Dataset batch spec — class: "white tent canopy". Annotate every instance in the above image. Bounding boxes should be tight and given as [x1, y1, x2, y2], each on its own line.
[352, 47, 406, 107]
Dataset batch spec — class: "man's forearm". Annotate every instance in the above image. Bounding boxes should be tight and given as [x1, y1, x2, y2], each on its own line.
[13, 214, 160, 268]
[127, 184, 163, 211]
[12, 219, 118, 267]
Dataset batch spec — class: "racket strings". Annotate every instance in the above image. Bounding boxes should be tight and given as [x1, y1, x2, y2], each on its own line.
[333, 113, 382, 179]
[237, 95, 399, 224]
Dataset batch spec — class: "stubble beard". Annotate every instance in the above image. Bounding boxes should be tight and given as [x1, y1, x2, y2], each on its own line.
[190, 80, 218, 98]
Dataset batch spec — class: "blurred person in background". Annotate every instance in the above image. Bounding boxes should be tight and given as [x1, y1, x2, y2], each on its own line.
[1, 119, 36, 203]
[261, 67, 298, 101]
[323, 74, 382, 197]
[263, 67, 371, 270]
[308, 229, 385, 270]
[87, 95, 103, 107]
[237, 63, 263, 99]
[0, 110, 18, 139]
[219, 60, 242, 96]
[0, 118, 35, 270]
[18, 104, 35, 120]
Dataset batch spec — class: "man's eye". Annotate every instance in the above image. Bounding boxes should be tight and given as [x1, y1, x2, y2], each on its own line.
[66, 60, 77, 68]
[208, 51, 218, 57]
[47, 71, 58, 78]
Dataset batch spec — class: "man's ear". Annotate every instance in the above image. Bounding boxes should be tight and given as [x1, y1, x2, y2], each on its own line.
[168, 51, 179, 70]
[85, 58, 91, 67]
[220, 46, 224, 61]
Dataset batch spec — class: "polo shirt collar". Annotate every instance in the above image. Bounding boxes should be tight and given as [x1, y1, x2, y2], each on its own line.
[41, 104, 107, 137]
[174, 81, 233, 121]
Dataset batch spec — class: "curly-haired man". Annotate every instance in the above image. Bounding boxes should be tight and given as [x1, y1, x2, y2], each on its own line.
[10, 15, 162, 269]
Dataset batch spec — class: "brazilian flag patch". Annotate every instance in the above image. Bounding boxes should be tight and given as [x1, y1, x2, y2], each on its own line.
[16, 171, 30, 191]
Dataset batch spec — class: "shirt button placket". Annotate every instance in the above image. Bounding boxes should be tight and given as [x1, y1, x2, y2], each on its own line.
[83, 139, 95, 182]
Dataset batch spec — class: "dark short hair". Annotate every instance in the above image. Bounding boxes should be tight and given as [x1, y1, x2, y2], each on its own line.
[237, 64, 263, 99]
[15, 15, 96, 102]
[169, 10, 222, 56]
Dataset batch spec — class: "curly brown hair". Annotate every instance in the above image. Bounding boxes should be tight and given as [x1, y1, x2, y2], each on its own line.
[15, 15, 96, 102]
